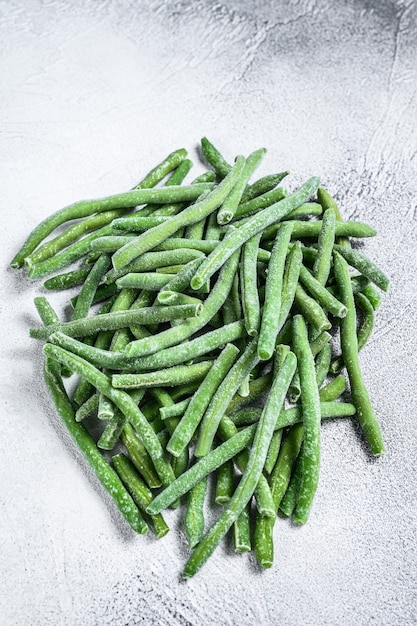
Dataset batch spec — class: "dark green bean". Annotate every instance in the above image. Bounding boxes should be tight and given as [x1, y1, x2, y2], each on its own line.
[333, 252, 385, 455]
[185, 477, 208, 549]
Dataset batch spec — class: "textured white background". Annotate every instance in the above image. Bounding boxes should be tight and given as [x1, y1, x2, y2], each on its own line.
[1, 0, 417, 624]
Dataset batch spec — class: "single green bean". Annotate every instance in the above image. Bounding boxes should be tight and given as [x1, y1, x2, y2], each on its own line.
[291, 315, 321, 525]
[75, 393, 99, 422]
[294, 284, 332, 332]
[264, 430, 283, 475]
[298, 264, 347, 318]
[217, 149, 265, 224]
[234, 186, 287, 220]
[185, 477, 208, 549]
[31, 305, 200, 340]
[72, 254, 111, 320]
[240, 171, 289, 204]
[333, 244, 389, 292]
[70, 283, 118, 309]
[112, 360, 213, 389]
[215, 460, 235, 505]
[313, 208, 336, 285]
[258, 222, 294, 360]
[233, 504, 252, 553]
[241, 233, 262, 336]
[333, 252, 385, 455]
[262, 220, 376, 242]
[43, 265, 93, 290]
[319, 375, 346, 402]
[201, 137, 231, 178]
[48, 320, 245, 372]
[276, 241, 303, 330]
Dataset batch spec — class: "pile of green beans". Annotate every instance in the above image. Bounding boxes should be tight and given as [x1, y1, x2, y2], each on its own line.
[12, 138, 389, 578]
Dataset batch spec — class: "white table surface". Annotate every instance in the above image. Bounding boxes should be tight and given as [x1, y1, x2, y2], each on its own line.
[1, 1, 416, 624]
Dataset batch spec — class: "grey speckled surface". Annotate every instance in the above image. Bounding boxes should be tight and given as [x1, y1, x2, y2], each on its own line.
[1, 0, 417, 624]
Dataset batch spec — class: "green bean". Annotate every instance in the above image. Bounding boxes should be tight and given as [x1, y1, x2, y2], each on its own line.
[72, 254, 111, 320]
[26, 209, 128, 267]
[75, 393, 99, 422]
[361, 284, 382, 309]
[43, 265, 93, 290]
[111, 216, 169, 231]
[333, 244, 389, 292]
[97, 410, 127, 450]
[190, 177, 320, 290]
[285, 202, 323, 220]
[106, 248, 205, 284]
[120, 423, 161, 489]
[43, 358, 147, 534]
[48, 320, 245, 372]
[201, 137, 231, 178]
[31, 304, 200, 340]
[258, 222, 293, 360]
[333, 252, 385, 455]
[227, 372, 273, 416]
[157, 291, 202, 308]
[294, 284, 331, 332]
[124, 249, 240, 358]
[114, 273, 172, 290]
[137, 156, 193, 215]
[195, 339, 260, 458]
[316, 187, 347, 246]
[217, 149, 265, 224]
[167, 343, 239, 457]
[34, 296, 60, 326]
[70, 283, 118, 309]
[159, 399, 190, 420]
[277, 241, 302, 329]
[291, 315, 321, 525]
[182, 351, 297, 578]
[233, 504, 252, 553]
[185, 477, 208, 549]
[90, 235, 137, 251]
[326, 274, 370, 299]
[279, 451, 302, 517]
[240, 171, 289, 204]
[234, 186, 287, 220]
[240, 233, 262, 336]
[112, 360, 213, 390]
[205, 212, 223, 240]
[262, 220, 376, 242]
[112, 453, 169, 538]
[159, 257, 204, 295]
[313, 208, 336, 285]
[131, 148, 188, 189]
[299, 264, 347, 318]
[319, 375, 346, 402]
[330, 292, 374, 375]
[14, 183, 211, 271]
[147, 400, 354, 516]
[112, 158, 245, 270]
[314, 342, 332, 388]
[264, 430, 283, 475]
[215, 460, 235, 505]
[253, 510, 273, 568]
[43, 343, 175, 487]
